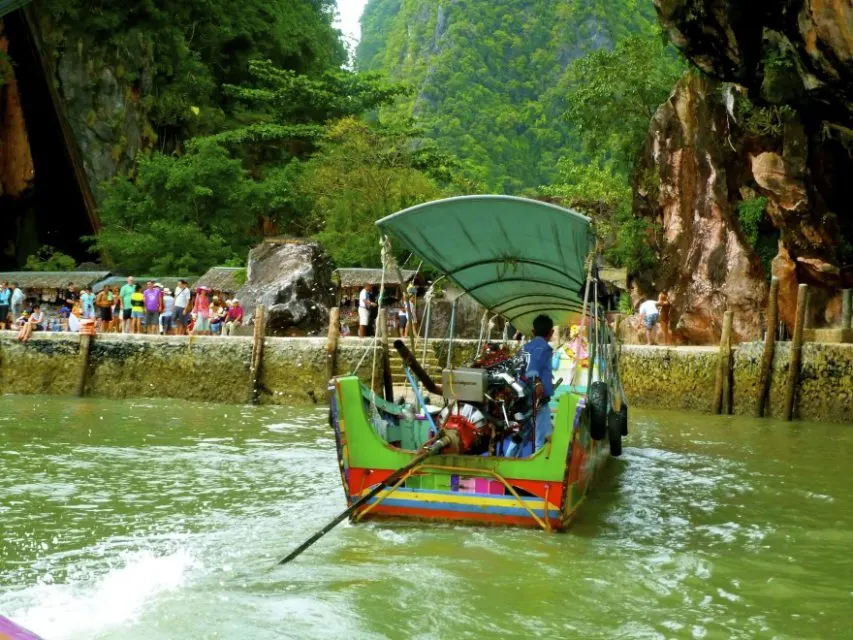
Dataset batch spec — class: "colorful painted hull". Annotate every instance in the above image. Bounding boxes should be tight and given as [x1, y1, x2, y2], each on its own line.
[331, 376, 610, 532]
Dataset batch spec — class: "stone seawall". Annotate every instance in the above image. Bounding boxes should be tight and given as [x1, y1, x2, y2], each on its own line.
[0, 333, 480, 406]
[620, 343, 853, 424]
[2, 333, 850, 423]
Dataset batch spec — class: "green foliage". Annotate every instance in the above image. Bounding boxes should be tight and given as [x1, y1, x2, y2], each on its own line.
[545, 28, 682, 272]
[736, 196, 768, 247]
[94, 41, 446, 273]
[40, 0, 346, 137]
[297, 117, 446, 266]
[561, 33, 686, 174]
[737, 196, 777, 276]
[735, 97, 796, 137]
[90, 141, 253, 275]
[23, 246, 77, 272]
[0, 51, 11, 88]
[358, 0, 661, 192]
[618, 293, 633, 315]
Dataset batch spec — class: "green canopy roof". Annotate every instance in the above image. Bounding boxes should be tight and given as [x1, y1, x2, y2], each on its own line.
[376, 195, 591, 333]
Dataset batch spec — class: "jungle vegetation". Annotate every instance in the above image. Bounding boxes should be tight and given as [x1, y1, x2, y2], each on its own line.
[32, 0, 686, 272]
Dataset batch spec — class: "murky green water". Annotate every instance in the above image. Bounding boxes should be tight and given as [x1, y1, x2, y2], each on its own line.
[1, 396, 851, 639]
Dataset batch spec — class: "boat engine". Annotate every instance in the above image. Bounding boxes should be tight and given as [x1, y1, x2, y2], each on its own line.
[439, 404, 490, 455]
[434, 347, 535, 456]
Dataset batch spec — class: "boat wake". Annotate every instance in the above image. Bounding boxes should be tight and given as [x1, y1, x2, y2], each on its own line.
[2, 549, 195, 640]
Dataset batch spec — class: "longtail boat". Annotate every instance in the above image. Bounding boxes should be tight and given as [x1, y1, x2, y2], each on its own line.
[330, 195, 628, 532]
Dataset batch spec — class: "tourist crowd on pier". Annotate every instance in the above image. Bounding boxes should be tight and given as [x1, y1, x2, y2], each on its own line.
[0, 277, 244, 341]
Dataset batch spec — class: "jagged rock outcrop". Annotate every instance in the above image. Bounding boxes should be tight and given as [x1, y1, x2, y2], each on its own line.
[633, 0, 853, 341]
[235, 240, 335, 337]
[633, 73, 768, 343]
[0, 22, 33, 200]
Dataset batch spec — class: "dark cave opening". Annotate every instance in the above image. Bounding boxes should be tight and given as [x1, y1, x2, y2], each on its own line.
[1, 9, 93, 270]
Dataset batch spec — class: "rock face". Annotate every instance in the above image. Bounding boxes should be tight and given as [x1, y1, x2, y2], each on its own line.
[235, 241, 335, 337]
[634, 73, 768, 343]
[633, 0, 853, 341]
[0, 24, 34, 200]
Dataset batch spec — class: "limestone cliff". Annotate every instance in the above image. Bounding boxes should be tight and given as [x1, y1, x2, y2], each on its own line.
[632, 0, 853, 342]
[0, 22, 33, 200]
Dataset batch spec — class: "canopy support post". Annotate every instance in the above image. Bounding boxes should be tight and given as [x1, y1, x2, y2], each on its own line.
[446, 297, 458, 370]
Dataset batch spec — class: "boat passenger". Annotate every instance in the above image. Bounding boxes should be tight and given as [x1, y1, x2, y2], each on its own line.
[638, 298, 660, 345]
[507, 314, 555, 456]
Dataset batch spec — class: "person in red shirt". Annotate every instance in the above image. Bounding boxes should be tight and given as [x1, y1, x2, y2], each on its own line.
[223, 299, 244, 336]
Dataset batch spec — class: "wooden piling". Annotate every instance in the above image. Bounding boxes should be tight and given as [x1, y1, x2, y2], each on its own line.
[378, 308, 394, 402]
[784, 284, 808, 421]
[392, 263, 417, 354]
[712, 310, 733, 415]
[248, 305, 266, 405]
[75, 333, 92, 398]
[756, 277, 779, 417]
[843, 289, 852, 330]
[326, 307, 340, 384]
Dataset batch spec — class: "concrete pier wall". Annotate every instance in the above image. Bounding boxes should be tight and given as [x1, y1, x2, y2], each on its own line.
[1, 333, 851, 423]
[620, 343, 853, 424]
[0, 333, 479, 406]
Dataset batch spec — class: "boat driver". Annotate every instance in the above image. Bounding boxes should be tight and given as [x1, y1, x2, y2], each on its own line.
[507, 314, 555, 456]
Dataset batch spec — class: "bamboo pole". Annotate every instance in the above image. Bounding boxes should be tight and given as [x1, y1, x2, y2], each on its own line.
[378, 309, 394, 402]
[326, 307, 340, 384]
[842, 289, 852, 330]
[712, 310, 733, 414]
[75, 333, 92, 398]
[784, 284, 808, 421]
[756, 277, 779, 417]
[248, 305, 266, 405]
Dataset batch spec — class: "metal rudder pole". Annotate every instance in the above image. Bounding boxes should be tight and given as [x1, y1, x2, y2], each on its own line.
[784, 284, 808, 421]
[756, 277, 779, 417]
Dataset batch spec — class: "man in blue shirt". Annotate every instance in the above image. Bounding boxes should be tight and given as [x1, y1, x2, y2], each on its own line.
[507, 314, 555, 456]
[0, 281, 9, 329]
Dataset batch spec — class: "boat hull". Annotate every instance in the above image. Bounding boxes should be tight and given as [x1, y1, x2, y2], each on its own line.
[331, 376, 610, 532]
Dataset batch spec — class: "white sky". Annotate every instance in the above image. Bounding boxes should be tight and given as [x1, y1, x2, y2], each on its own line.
[335, 0, 369, 44]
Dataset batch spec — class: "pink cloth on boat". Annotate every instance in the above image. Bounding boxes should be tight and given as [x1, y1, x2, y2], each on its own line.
[0, 616, 43, 639]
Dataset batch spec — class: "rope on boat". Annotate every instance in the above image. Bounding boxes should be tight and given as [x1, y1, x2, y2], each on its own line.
[475, 309, 489, 359]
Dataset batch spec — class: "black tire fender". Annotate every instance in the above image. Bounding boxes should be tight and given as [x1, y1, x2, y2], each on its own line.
[607, 408, 623, 457]
[589, 381, 608, 441]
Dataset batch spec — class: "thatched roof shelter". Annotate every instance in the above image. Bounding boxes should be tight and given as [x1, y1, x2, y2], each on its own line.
[0, 271, 110, 290]
[194, 266, 245, 294]
[334, 268, 417, 288]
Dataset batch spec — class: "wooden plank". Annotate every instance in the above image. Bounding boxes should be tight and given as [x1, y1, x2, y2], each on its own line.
[378, 309, 394, 402]
[75, 333, 92, 398]
[784, 284, 808, 421]
[248, 305, 266, 405]
[326, 307, 340, 383]
[756, 277, 779, 417]
[712, 310, 733, 414]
